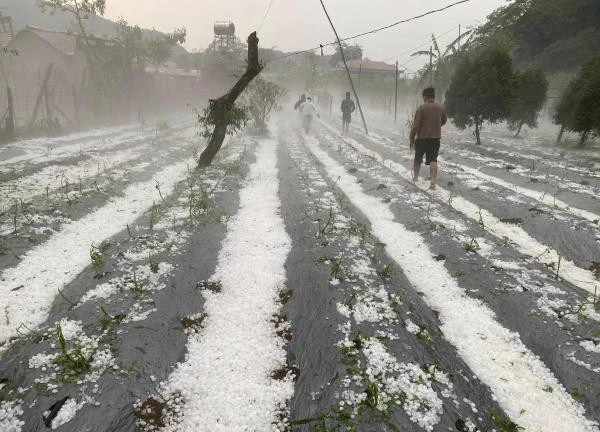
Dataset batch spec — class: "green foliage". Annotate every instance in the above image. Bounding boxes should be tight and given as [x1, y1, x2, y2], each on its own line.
[445, 47, 517, 144]
[55, 324, 91, 379]
[554, 55, 600, 146]
[244, 77, 287, 133]
[146, 28, 187, 68]
[196, 102, 248, 140]
[116, 19, 146, 72]
[116, 19, 186, 71]
[490, 409, 524, 431]
[100, 304, 114, 330]
[464, 236, 481, 253]
[412, 31, 474, 95]
[292, 51, 323, 94]
[508, 68, 548, 135]
[476, 0, 600, 71]
[90, 243, 104, 268]
[329, 43, 363, 67]
[39, 0, 106, 16]
[379, 263, 393, 281]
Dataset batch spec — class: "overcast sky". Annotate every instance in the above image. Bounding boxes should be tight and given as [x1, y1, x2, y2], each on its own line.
[105, 0, 506, 72]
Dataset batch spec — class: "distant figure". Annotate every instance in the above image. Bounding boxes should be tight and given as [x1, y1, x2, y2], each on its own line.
[294, 94, 306, 111]
[300, 97, 319, 133]
[409, 87, 447, 190]
[340, 92, 356, 136]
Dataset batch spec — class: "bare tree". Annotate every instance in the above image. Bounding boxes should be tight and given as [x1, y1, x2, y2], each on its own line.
[198, 32, 262, 167]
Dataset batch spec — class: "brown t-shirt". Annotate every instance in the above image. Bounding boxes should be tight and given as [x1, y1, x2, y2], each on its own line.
[410, 101, 447, 142]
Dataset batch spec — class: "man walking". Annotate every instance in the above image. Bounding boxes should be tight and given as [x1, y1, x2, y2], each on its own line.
[300, 97, 319, 133]
[409, 87, 447, 189]
[340, 92, 356, 136]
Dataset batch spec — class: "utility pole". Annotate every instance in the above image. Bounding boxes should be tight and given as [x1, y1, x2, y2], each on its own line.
[394, 61, 399, 125]
[429, 46, 433, 87]
[6, 86, 15, 141]
[358, 64, 362, 92]
[319, 0, 368, 135]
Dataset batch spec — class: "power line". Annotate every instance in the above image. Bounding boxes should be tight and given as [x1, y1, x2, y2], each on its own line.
[258, 0, 275, 32]
[265, 0, 471, 63]
[383, 25, 460, 62]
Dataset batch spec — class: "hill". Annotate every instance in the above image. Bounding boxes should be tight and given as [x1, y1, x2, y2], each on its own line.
[0, 0, 187, 56]
[477, 0, 600, 72]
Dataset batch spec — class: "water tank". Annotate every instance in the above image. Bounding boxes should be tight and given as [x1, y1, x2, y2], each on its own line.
[214, 22, 235, 36]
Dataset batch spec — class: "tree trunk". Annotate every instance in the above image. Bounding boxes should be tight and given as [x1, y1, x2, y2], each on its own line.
[556, 125, 564, 143]
[475, 120, 481, 145]
[198, 32, 262, 167]
[515, 122, 523, 137]
[579, 130, 589, 147]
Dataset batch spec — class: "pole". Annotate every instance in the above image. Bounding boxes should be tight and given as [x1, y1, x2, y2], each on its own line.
[28, 63, 54, 128]
[319, 0, 368, 135]
[72, 87, 80, 130]
[6, 86, 15, 140]
[429, 46, 433, 86]
[394, 61, 398, 124]
[458, 24, 461, 52]
[358, 64, 362, 92]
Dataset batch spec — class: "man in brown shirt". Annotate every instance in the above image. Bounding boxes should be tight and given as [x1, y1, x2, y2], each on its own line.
[409, 87, 447, 189]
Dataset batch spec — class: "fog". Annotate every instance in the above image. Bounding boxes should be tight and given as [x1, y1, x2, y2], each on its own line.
[106, 0, 505, 67]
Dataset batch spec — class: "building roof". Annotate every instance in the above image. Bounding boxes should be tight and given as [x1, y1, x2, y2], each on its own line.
[26, 26, 77, 56]
[145, 66, 202, 78]
[14, 26, 117, 56]
[343, 59, 396, 73]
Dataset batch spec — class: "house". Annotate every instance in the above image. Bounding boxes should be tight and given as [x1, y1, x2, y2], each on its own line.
[338, 59, 399, 76]
[1, 25, 120, 128]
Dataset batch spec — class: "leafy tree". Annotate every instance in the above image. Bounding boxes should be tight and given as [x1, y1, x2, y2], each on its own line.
[553, 56, 600, 146]
[329, 43, 362, 67]
[38, 0, 106, 63]
[445, 47, 517, 144]
[39, 0, 110, 116]
[411, 30, 474, 95]
[508, 68, 548, 136]
[116, 19, 145, 73]
[244, 77, 287, 134]
[476, 0, 600, 71]
[291, 51, 324, 95]
[115, 20, 186, 71]
[145, 28, 186, 68]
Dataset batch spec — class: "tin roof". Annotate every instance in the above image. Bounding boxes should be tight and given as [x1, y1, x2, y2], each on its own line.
[25, 26, 78, 55]
[344, 59, 396, 72]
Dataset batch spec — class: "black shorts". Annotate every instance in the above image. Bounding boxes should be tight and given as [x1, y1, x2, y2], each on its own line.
[342, 113, 351, 123]
[414, 138, 440, 165]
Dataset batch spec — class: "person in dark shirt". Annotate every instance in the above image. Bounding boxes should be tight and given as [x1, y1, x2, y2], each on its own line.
[340, 92, 356, 136]
[294, 94, 306, 110]
[409, 87, 447, 189]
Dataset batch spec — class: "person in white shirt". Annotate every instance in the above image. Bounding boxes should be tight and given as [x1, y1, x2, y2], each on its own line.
[300, 97, 319, 133]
